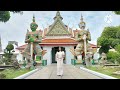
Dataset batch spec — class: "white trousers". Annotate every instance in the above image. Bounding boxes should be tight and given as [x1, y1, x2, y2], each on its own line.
[57, 59, 63, 76]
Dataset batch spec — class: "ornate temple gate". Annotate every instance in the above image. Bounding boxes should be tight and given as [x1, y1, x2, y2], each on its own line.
[16, 11, 97, 65]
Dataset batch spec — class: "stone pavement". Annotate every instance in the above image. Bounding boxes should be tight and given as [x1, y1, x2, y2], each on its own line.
[25, 64, 102, 79]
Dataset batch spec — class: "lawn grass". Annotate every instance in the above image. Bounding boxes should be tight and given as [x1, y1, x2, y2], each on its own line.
[0, 68, 31, 79]
[87, 66, 120, 79]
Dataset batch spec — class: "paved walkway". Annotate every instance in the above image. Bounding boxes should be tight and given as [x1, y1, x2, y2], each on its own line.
[25, 64, 102, 79]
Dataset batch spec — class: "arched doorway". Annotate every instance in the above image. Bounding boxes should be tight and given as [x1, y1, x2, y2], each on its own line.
[51, 47, 66, 64]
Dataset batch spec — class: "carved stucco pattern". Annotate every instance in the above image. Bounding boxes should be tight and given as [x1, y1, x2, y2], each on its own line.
[48, 21, 69, 35]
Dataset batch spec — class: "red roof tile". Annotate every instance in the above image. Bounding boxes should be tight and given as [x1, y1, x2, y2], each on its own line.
[16, 38, 98, 50]
[41, 38, 77, 43]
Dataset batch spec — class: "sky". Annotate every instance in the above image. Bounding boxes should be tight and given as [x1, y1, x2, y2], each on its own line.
[0, 11, 120, 50]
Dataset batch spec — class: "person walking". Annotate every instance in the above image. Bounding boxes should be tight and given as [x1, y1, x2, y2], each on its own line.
[56, 47, 65, 76]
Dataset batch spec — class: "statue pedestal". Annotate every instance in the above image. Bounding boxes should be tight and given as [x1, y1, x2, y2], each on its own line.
[77, 55, 82, 60]
[77, 55, 82, 64]
[85, 59, 91, 67]
[85, 52, 92, 67]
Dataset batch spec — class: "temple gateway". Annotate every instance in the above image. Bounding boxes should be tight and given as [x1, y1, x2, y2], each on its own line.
[16, 11, 97, 65]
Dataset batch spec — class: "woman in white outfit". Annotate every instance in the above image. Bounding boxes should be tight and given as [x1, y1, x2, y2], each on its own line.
[56, 47, 65, 76]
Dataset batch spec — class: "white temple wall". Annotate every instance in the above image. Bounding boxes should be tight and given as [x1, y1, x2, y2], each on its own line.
[42, 45, 74, 65]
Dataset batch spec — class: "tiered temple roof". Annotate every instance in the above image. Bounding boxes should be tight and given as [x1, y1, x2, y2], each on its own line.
[16, 11, 97, 50]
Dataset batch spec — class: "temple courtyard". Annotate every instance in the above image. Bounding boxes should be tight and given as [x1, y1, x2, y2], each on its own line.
[25, 64, 102, 79]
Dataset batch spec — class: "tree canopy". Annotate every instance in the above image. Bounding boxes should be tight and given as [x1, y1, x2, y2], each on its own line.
[0, 11, 22, 23]
[97, 26, 120, 54]
[115, 45, 120, 53]
[114, 11, 120, 15]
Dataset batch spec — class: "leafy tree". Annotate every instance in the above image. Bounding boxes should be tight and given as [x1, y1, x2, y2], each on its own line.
[111, 39, 120, 48]
[97, 36, 110, 54]
[101, 26, 119, 39]
[0, 11, 22, 23]
[0, 11, 10, 22]
[10, 11, 22, 13]
[97, 26, 120, 53]
[108, 38, 115, 46]
[114, 11, 120, 15]
[97, 37, 109, 47]
[114, 44, 120, 64]
[116, 30, 120, 39]
[115, 44, 120, 53]
[107, 51, 120, 63]
[99, 46, 109, 54]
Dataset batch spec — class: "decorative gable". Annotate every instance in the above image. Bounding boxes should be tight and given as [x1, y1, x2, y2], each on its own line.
[46, 20, 70, 36]
[46, 11, 71, 36]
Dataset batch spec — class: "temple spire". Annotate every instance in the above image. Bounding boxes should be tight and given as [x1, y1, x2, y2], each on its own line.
[79, 14, 86, 29]
[30, 14, 38, 31]
[81, 14, 83, 22]
[54, 11, 63, 20]
[33, 14, 35, 22]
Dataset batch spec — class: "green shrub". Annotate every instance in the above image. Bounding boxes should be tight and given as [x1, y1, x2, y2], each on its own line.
[114, 11, 120, 15]
[0, 60, 3, 65]
[115, 44, 120, 53]
[107, 51, 120, 63]
[0, 73, 6, 79]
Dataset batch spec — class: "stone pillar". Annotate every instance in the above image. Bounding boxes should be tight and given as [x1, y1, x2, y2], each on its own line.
[85, 58, 91, 67]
